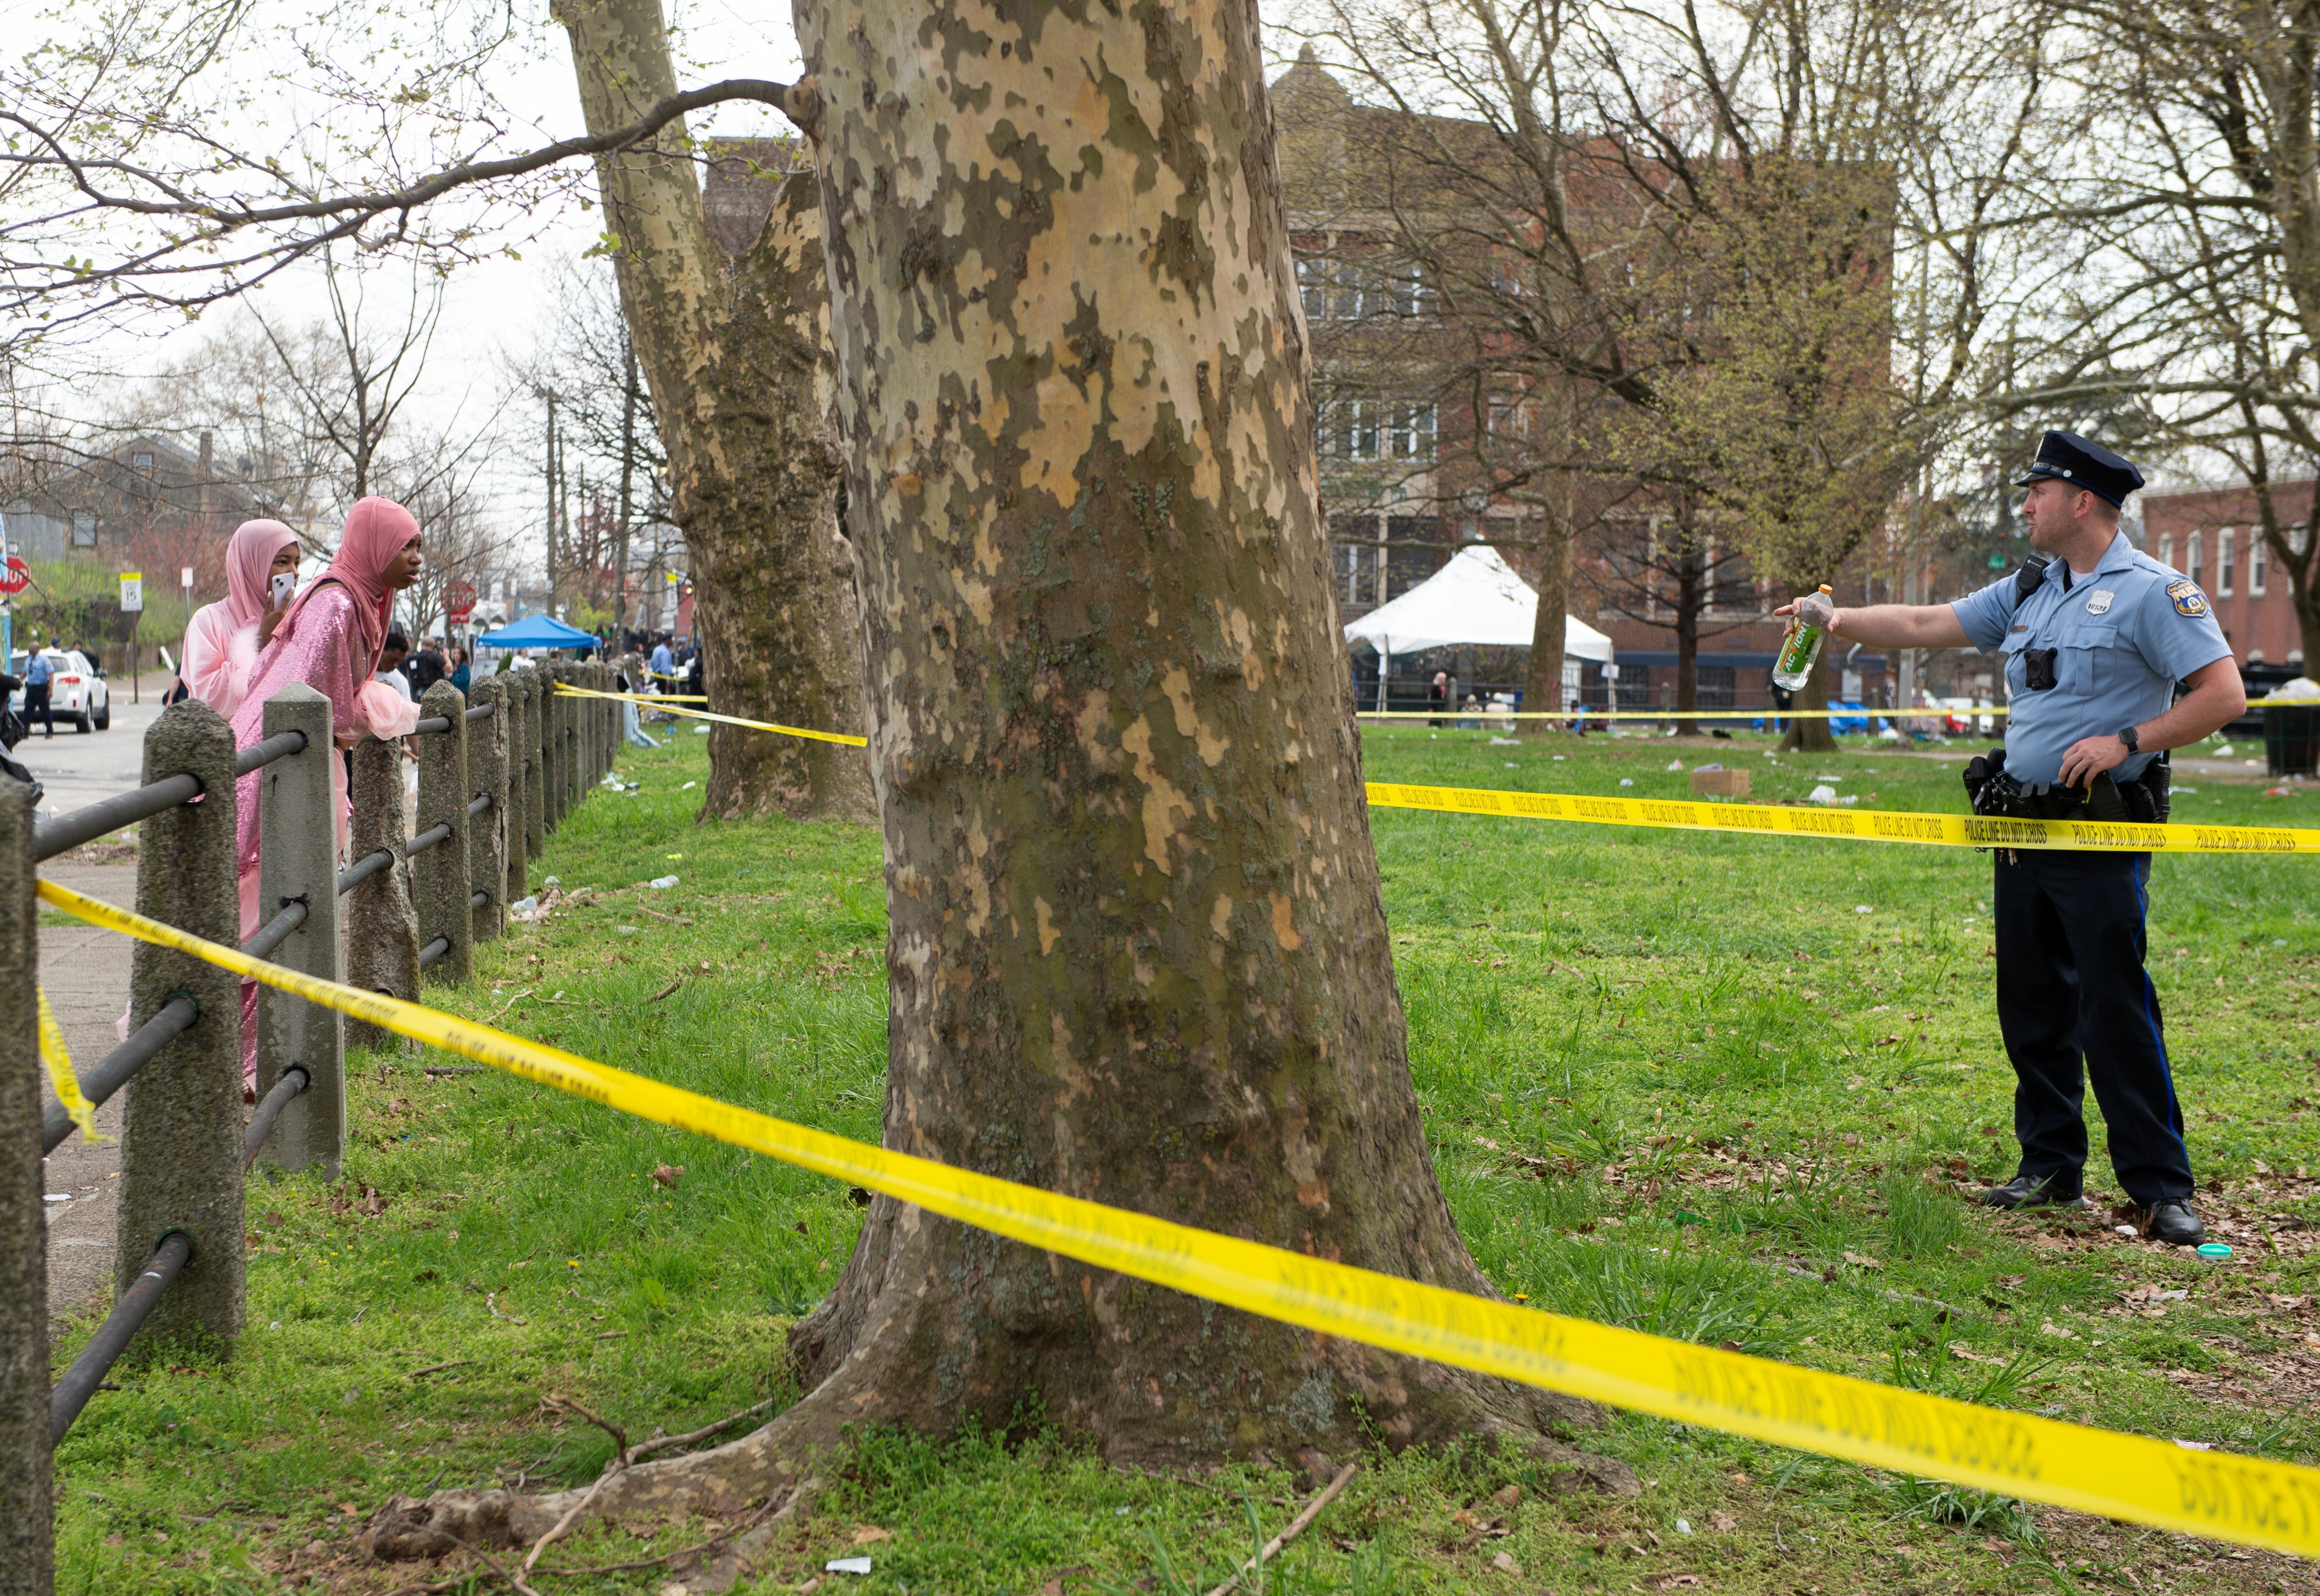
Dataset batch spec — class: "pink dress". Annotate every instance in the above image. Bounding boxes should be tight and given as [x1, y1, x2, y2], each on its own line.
[227, 584, 419, 1082]
[179, 602, 263, 717]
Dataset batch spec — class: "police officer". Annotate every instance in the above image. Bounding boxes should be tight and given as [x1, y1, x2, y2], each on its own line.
[1777, 432, 2246, 1245]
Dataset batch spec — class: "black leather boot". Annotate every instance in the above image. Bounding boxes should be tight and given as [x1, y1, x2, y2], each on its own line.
[2142, 1199, 2206, 1246]
[1980, 1172, 2086, 1210]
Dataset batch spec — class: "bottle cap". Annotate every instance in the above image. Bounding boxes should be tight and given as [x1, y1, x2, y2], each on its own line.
[1818, 585, 1832, 593]
[2196, 1242, 2233, 1260]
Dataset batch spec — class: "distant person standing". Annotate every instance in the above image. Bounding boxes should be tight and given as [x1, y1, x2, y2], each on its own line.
[375, 632, 417, 703]
[449, 645, 472, 694]
[21, 644, 54, 738]
[1426, 670, 1448, 727]
[409, 635, 447, 693]
[649, 632, 675, 689]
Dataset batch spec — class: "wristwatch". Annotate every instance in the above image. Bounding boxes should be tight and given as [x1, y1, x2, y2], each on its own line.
[2116, 726, 2140, 755]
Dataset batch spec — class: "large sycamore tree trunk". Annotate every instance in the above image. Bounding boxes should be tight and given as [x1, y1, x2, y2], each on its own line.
[559, 0, 871, 820]
[1520, 524, 1571, 733]
[375, 0, 1630, 1570]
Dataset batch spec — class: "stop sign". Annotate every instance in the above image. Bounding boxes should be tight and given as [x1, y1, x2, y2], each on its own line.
[444, 578, 477, 623]
[0, 556, 26, 596]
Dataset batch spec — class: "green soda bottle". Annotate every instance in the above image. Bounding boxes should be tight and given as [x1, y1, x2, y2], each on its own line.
[1773, 585, 1834, 692]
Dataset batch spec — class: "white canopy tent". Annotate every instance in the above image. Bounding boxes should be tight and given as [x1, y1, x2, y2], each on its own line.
[1342, 546, 1612, 710]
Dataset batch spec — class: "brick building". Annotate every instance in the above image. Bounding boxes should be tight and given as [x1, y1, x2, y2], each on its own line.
[2138, 482, 2309, 673]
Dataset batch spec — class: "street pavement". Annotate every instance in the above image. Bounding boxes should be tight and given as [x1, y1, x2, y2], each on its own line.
[12, 670, 175, 819]
[38, 864, 138, 1337]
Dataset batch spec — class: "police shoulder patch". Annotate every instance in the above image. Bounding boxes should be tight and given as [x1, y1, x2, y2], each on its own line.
[2166, 577, 2209, 618]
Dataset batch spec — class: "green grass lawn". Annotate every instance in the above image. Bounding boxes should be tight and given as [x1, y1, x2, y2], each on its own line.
[46, 720, 2320, 1594]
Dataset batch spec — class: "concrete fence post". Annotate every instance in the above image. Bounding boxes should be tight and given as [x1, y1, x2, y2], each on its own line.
[117, 700, 242, 1359]
[564, 665, 584, 813]
[539, 665, 565, 835]
[504, 672, 530, 904]
[521, 670, 546, 866]
[467, 676, 509, 943]
[412, 682, 472, 986]
[253, 684, 345, 1179]
[344, 737, 419, 1053]
[0, 771, 51, 1596]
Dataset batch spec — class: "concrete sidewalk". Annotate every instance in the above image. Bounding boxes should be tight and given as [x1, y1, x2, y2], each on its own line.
[38, 862, 139, 1338]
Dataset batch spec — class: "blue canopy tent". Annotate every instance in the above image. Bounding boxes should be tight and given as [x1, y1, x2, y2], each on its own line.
[474, 614, 598, 650]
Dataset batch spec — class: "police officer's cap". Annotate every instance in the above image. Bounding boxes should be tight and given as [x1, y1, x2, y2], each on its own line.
[2013, 431, 2145, 507]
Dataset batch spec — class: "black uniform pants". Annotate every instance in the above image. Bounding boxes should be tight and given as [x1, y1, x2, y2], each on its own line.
[22, 683, 52, 736]
[1993, 848, 2192, 1205]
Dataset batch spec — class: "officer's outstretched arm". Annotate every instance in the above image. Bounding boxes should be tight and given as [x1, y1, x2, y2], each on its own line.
[1771, 597, 1969, 649]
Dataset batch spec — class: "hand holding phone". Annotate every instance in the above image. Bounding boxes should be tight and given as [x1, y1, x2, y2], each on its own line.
[270, 571, 297, 609]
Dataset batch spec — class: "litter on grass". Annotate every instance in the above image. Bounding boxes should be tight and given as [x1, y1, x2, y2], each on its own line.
[648, 875, 680, 890]
[826, 1557, 873, 1575]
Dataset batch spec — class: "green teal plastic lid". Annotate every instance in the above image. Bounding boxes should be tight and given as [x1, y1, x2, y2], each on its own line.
[2197, 1242, 2233, 1260]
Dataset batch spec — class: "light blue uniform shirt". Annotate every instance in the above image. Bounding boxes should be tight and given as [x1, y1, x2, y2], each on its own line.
[1950, 530, 2232, 786]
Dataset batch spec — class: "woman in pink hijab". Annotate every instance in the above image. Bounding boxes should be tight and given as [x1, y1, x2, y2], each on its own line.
[178, 519, 303, 716]
[225, 496, 425, 1085]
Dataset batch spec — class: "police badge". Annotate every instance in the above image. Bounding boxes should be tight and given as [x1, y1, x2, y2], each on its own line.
[2086, 590, 2114, 615]
[2166, 578, 2208, 618]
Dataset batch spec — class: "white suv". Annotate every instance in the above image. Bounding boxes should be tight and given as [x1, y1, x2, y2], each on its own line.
[9, 648, 111, 732]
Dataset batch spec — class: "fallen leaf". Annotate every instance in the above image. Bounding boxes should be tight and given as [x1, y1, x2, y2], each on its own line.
[850, 1525, 891, 1545]
[652, 1164, 685, 1188]
[1491, 1551, 1522, 1575]
[338, 1502, 358, 1516]
[1492, 1483, 1522, 1508]
[1710, 1512, 1737, 1532]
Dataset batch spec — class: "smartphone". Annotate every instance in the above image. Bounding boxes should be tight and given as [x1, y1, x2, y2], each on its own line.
[270, 571, 297, 608]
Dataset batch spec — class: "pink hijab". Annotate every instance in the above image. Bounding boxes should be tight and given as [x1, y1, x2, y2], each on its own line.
[272, 496, 416, 676]
[221, 519, 303, 629]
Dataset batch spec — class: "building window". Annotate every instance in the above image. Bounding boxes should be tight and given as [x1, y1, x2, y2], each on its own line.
[131, 452, 154, 470]
[2217, 528, 2235, 596]
[2251, 534, 2267, 595]
[2158, 531, 2175, 570]
[1390, 401, 1435, 460]
[1335, 541, 1370, 605]
[1345, 399, 1382, 461]
[71, 511, 94, 547]
[1297, 257, 1331, 321]
[1378, 262, 1431, 318]
[2187, 529, 2203, 586]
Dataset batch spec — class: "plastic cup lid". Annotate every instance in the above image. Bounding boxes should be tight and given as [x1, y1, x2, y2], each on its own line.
[2196, 1242, 2233, 1260]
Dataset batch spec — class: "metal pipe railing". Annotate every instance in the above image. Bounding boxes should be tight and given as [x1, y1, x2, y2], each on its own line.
[465, 703, 495, 722]
[49, 1232, 191, 1443]
[404, 821, 453, 858]
[39, 995, 199, 1154]
[417, 935, 451, 970]
[413, 715, 453, 735]
[336, 847, 394, 895]
[34, 774, 199, 862]
[32, 728, 308, 862]
[242, 1067, 309, 1167]
[240, 898, 309, 963]
[235, 728, 308, 776]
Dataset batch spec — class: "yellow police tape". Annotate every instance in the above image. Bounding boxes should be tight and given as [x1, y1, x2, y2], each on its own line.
[37, 987, 100, 1142]
[1368, 781, 2320, 855]
[557, 686, 867, 747]
[33, 873, 2320, 1555]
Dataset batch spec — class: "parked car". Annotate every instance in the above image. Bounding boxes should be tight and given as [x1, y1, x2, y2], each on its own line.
[1932, 696, 1999, 736]
[8, 649, 110, 732]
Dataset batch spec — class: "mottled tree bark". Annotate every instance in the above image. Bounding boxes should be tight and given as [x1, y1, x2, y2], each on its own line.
[1520, 527, 1571, 732]
[374, 0, 1630, 1563]
[558, 0, 870, 820]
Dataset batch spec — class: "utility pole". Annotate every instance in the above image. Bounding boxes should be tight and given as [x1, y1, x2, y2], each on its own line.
[542, 392, 560, 618]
